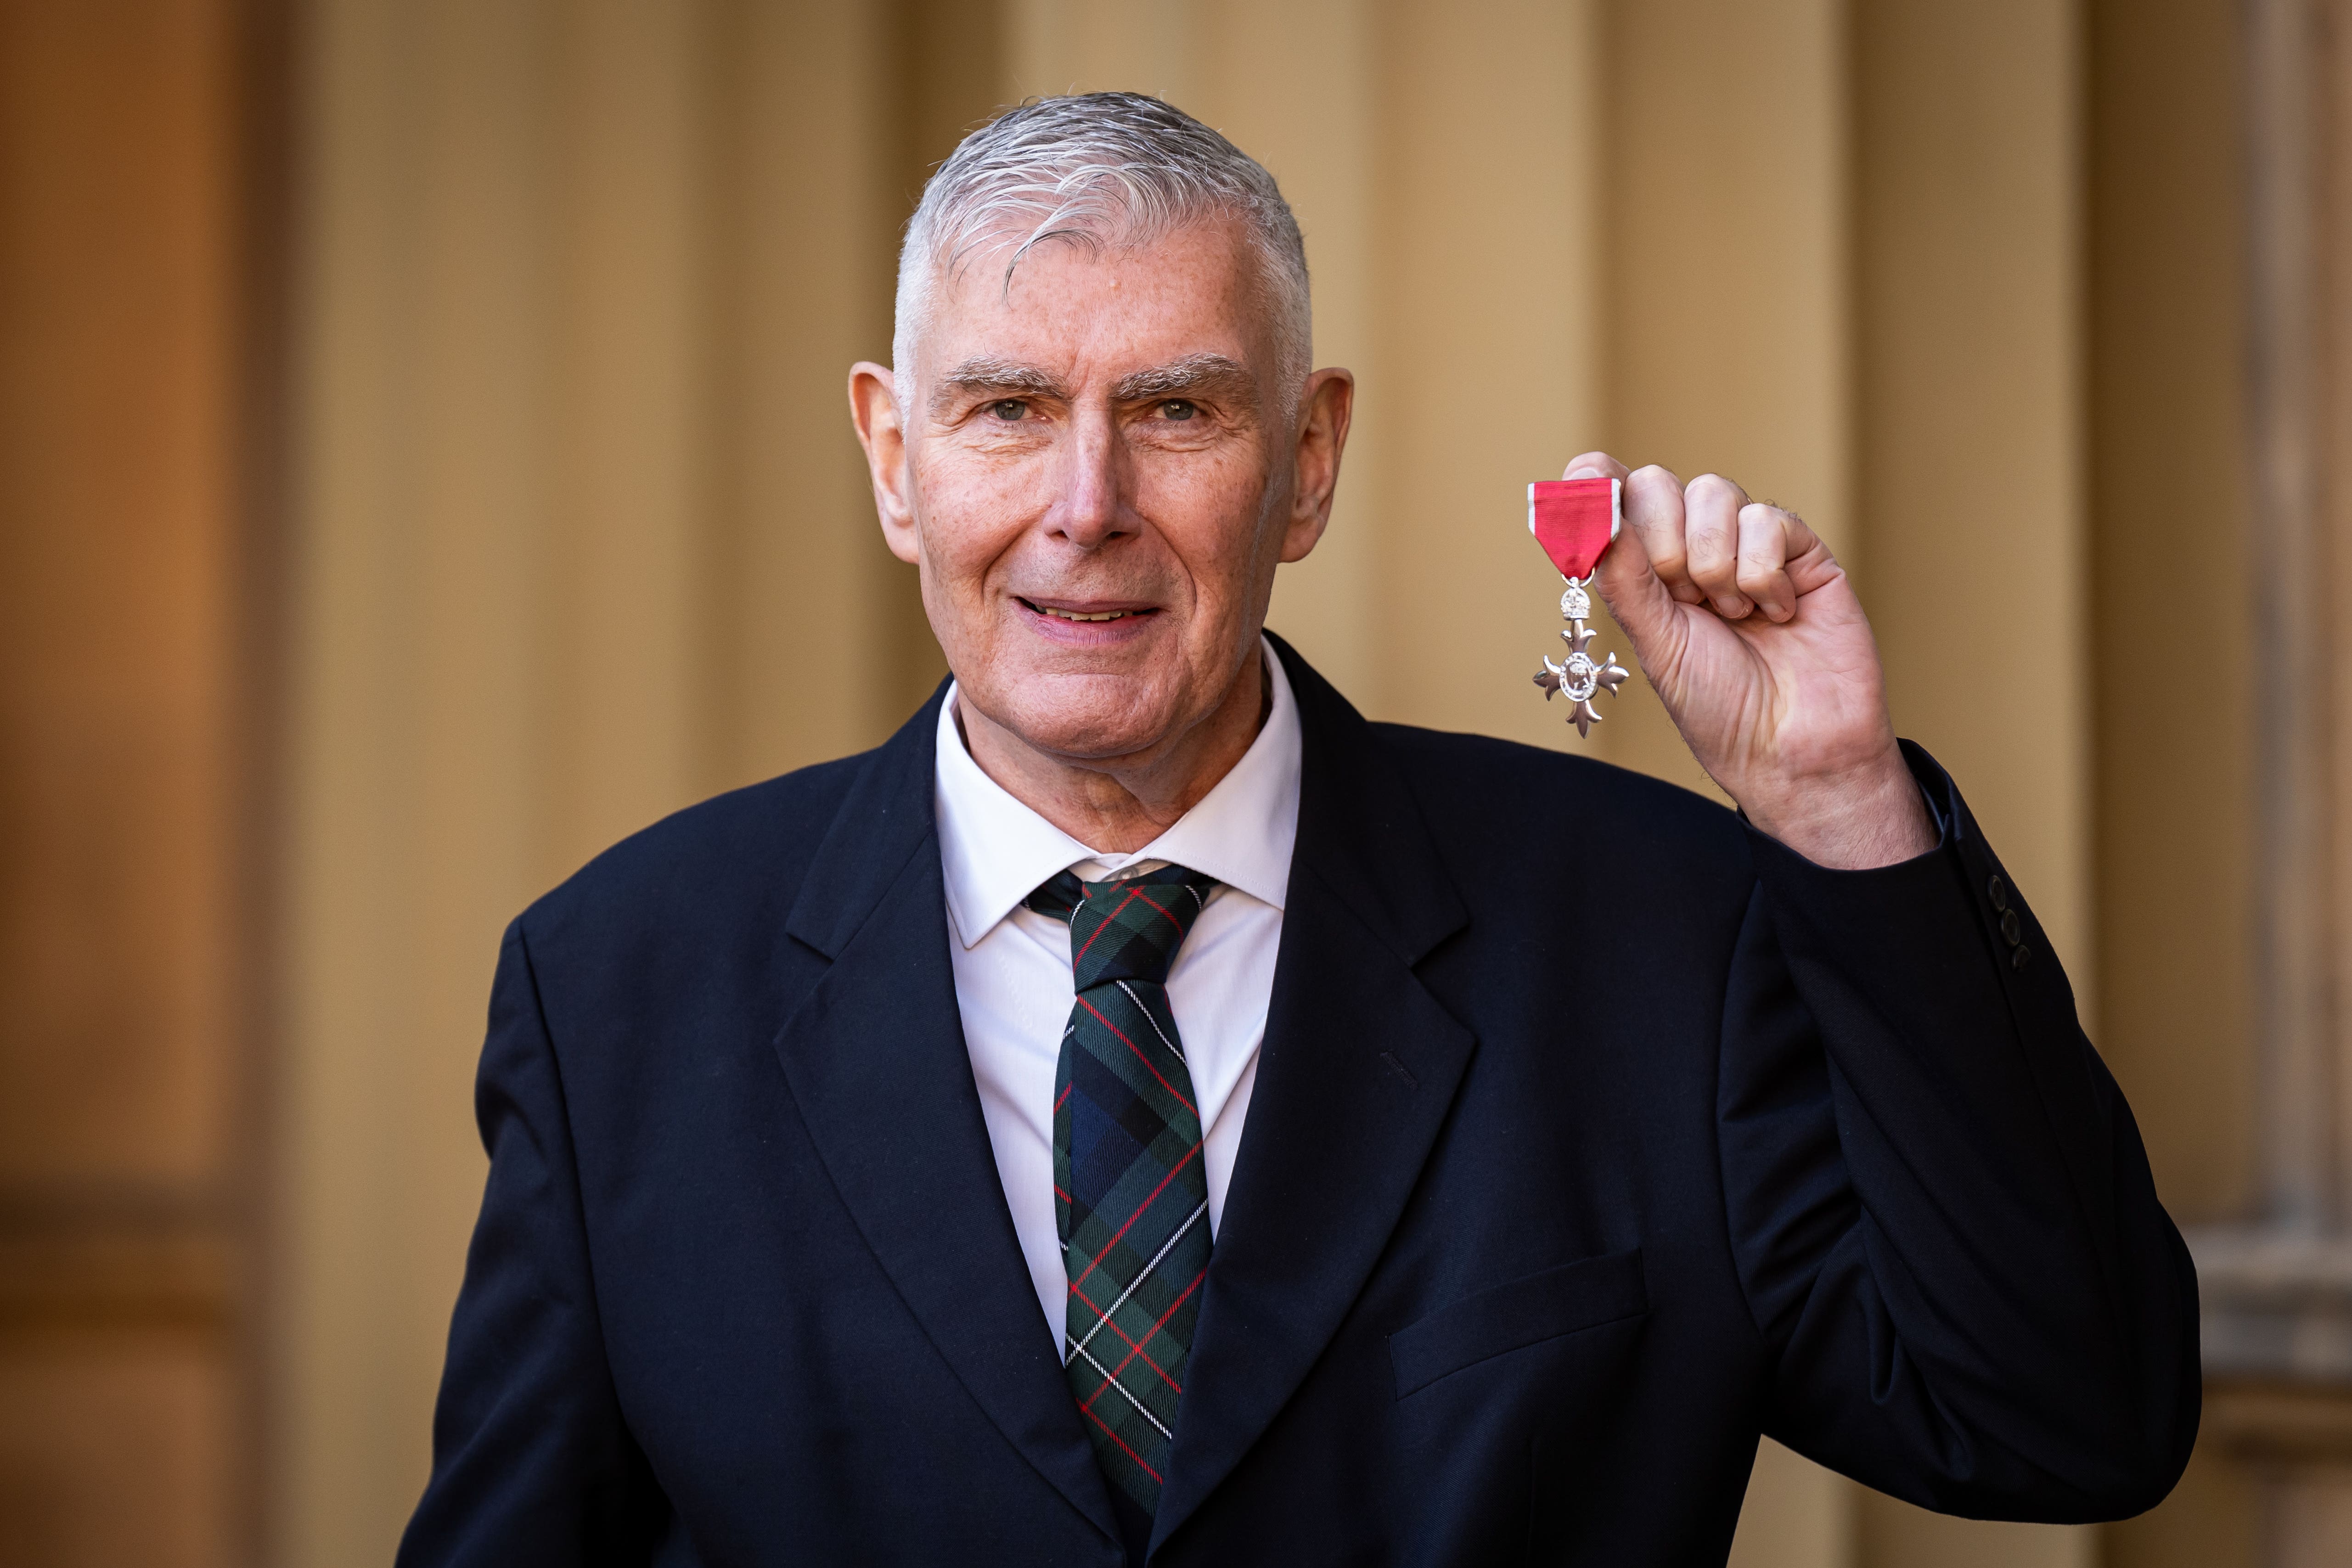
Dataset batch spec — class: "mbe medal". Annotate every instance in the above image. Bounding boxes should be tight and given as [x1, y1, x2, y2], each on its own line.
[1528, 478, 1633, 738]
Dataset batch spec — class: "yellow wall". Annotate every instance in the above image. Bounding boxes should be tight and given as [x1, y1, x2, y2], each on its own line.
[1599, 0, 1849, 801]
[2089, 0, 2262, 1562]
[1856, 0, 2094, 1007]
[2087, 0, 2256, 1226]
[279, 1, 938, 1556]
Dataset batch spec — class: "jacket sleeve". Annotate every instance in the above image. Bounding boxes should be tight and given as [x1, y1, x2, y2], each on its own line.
[1717, 742, 2200, 1521]
[396, 920, 670, 1566]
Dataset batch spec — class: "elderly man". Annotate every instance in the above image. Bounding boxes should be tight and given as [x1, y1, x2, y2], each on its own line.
[400, 94, 2195, 1567]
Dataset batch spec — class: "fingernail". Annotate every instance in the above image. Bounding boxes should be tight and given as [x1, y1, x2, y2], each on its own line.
[1716, 596, 1745, 616]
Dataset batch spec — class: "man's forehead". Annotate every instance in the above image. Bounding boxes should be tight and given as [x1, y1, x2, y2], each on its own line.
[914, 221, 1273, 377]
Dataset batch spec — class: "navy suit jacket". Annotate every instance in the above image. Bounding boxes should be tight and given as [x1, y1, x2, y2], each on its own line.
[399, 637, 2198, 1567]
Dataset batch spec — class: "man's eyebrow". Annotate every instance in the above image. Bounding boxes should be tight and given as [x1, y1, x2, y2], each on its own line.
[1111, 354, 1256, 406]
[932, 358, 1068, 415]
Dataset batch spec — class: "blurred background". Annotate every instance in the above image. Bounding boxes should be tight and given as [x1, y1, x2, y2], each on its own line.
[1, 0, 2339, 1563]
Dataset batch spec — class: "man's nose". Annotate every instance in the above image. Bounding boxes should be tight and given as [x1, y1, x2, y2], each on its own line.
[1046, 406, 1127, 549]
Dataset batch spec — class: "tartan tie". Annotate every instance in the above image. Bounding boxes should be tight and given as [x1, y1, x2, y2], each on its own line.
[1025, 863, 1219, 1520]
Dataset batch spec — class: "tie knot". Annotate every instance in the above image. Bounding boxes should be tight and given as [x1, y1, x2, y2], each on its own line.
[1025, 863, 1219, 990]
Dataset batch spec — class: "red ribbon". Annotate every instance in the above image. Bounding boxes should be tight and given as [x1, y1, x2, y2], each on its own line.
[1528, 478, 1621, 579]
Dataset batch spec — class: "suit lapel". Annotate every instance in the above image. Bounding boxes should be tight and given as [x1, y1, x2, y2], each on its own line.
[1151, 641, 1476, 1554]
[773, 688, 1121, 1549]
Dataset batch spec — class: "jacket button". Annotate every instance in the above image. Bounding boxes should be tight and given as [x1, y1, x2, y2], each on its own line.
[1987, 874, 2009, 912]
[1999, 909, 2022, 946]
[2012, 944, 2032, 970]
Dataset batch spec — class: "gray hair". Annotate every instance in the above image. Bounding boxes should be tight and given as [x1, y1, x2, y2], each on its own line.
[893, 92, 1312, 408]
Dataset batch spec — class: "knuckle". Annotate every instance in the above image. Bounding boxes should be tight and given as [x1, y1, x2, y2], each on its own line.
[1688, 472, 1747, 508]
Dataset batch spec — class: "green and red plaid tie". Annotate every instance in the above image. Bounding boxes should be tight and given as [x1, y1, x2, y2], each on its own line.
[1025, 863, 1219, 1520]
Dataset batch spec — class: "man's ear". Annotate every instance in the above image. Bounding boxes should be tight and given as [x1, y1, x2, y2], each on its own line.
[848, 362, 921, 565]
[1280, 367, 1355, 564]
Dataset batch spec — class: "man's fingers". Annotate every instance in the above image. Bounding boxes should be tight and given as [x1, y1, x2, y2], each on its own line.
[1580, 455, 1826, 643]
[1563, 450, 1631, 483]
[1682, 473, 1751, 618]
[1622, 464, 1701, 604]
[1735, 504, 1796, 621]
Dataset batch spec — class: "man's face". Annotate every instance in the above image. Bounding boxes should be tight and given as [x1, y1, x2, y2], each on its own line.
[853, 219, 1344, 767]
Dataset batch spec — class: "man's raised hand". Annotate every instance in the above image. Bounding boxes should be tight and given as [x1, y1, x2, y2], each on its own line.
[1568, 451, 1935, 870]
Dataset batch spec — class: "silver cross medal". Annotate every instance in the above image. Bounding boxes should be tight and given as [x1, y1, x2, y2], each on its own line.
[1526, 477, 1633, 738]
[1534, 576, 1632, 737]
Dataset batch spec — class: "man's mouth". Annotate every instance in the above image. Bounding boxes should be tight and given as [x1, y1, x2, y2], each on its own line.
[1017, 597, 1159, 624]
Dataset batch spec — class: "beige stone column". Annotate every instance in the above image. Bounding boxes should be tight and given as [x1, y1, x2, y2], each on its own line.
[1845, 2, 2094, 1562]
[1852, 0, 2093, 998]
[275, 1, 922, 1558]
[281, 7, 559, 1555]
[1350, 0, 1601, 747]
[0, 3, 264, 1562]
[1598, 0, 1850, 798]
[2187, 3, 2352, 1566]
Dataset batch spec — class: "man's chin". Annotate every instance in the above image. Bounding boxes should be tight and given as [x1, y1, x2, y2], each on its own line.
[983, 670, 1187, 765]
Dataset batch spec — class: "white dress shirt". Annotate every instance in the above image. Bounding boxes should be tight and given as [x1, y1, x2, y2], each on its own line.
[933, 640, 1301, 1346]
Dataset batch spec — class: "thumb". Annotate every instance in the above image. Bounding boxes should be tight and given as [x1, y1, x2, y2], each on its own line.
[1591, 520, 1686, 681]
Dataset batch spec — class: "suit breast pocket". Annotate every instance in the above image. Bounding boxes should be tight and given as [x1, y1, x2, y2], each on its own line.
[1386, 1248, 1648, 1400]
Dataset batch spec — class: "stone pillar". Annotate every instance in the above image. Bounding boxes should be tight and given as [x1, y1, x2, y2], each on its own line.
[2189, 1, 2352, 1561]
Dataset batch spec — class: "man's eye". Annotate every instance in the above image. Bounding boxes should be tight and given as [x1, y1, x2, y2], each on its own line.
[1159, 399, 1199, 422]
[988, 399, 1028, 421]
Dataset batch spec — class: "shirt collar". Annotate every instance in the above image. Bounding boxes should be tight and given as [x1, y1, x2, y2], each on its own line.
[933, 637, 1302, 950]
